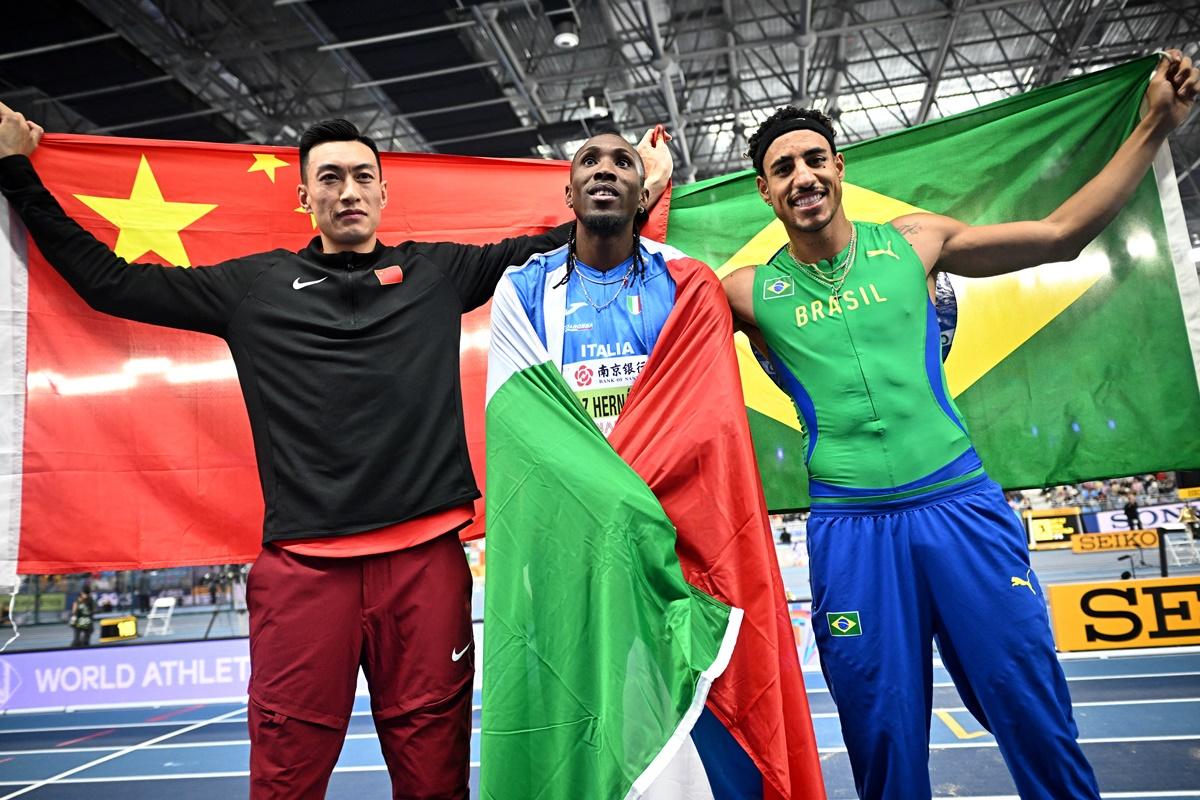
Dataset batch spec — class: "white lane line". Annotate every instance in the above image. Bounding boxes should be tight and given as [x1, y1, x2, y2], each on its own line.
[0, 705, 247, 799]
[930, 697, 1200, 713]
[5, 697, 1193, 744]
[0, 727, 485, 757]
[817, 733, 1200, 754]
[0, 761, 485, 785]
[0, 720, 242, 736]
[804, 670, 1200, 694]
[936, 795, 1200, 800]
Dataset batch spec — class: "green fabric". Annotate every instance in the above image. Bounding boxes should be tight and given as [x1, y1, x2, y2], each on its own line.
[752, 221, 977, 501]
[481, 359, 732, 798]
[667, 56, 1200, 504]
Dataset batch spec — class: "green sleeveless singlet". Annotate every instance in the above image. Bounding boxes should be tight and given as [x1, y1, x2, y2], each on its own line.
[752, 221, 984, 505]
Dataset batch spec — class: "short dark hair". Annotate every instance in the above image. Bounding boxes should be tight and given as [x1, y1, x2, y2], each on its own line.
[298, 119, 381, 180]
[745, 106, 837, 176]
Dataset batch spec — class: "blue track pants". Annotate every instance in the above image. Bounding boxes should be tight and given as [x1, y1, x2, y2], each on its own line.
[807, 477, 1100, 799]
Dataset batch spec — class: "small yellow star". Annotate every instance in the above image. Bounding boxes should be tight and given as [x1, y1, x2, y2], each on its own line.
[75, 156, 217, 267]
[248, 153, 290, 183]
[295, 206, 317, 230]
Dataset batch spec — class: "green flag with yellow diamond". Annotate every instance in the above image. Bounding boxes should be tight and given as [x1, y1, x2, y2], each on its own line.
[666, 56, 1200, 509]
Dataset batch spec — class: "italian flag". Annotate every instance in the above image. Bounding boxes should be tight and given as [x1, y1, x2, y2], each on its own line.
[482, 254, 825, 797]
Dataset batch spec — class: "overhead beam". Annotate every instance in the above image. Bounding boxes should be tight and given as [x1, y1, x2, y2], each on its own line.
[916, 0, 966, 124]
[642, 0, 696, 182]
[317, 20, 476, 51]
[0, 33, 121, 63]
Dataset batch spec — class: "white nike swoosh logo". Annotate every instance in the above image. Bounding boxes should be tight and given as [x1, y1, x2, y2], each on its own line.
[451, 643, 472, 662]
[292, 276, 328, 290]
[565, 302, 589, 317]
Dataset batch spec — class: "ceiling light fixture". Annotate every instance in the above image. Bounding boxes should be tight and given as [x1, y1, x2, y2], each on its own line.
[553, 18, 579, 49]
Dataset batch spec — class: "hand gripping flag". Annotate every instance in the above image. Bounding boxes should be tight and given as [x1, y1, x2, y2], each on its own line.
[666, 55, 1200, 509]
[482, 255, 824, 798]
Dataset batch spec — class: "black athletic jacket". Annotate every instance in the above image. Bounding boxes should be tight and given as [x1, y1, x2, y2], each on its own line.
[0, 154, 570, 544]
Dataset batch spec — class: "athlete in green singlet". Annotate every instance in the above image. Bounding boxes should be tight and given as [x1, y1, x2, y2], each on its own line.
[723, 51, 1197, 800]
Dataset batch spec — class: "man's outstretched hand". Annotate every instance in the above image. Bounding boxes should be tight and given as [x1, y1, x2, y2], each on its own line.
[636, 124, 674, 206]
[1147, 49, 1198, 132]
[0, 102, 43, 159]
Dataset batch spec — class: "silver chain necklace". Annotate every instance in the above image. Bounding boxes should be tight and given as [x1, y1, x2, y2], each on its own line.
[788, 226, 857, 297]
[574, 258, 637, 312]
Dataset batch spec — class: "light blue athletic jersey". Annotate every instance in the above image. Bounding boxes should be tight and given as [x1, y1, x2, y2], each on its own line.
[506, 240, 678, 436]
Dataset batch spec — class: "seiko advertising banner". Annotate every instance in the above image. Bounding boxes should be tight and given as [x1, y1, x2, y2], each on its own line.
[1047, 576, 1200, 651]
[1094, 501, 1190, 532]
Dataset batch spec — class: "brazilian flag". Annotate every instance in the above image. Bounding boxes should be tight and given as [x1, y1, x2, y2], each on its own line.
[666, 56, 1200, 510]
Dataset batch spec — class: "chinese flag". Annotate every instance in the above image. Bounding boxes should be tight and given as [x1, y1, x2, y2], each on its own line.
[0, 133, 618, 580]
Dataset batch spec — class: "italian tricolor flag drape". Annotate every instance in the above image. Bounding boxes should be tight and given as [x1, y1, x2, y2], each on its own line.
[482, 258, 824, 797]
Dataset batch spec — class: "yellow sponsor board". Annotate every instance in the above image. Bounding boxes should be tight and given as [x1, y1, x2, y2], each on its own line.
[1048, 576, 1200, 651]
[1071, 529, 1160, 553]
[1177, 487, 1200, 500]
[98, 615, 139, 643]
[1023, 507, 1083, 550]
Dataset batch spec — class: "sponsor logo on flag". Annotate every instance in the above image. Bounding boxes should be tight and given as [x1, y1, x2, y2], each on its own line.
[828, 611, 862, 637]
[763, 276, 794, 300]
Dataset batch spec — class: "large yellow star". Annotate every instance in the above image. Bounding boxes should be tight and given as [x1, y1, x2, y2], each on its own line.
[74, 156, 217, 267]
[294, 206, 317, 230]
[248, 153, 290, 183]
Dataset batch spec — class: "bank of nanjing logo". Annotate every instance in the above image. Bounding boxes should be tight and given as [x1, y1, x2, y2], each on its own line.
[0, 659, 21, 706]
[763, 276, 794, 300]
[827, 611, 862, 637]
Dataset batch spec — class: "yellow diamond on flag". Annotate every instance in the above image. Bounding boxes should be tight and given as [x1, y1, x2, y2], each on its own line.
[74, 155, 217, 267]
[719, 182, 1107, 430]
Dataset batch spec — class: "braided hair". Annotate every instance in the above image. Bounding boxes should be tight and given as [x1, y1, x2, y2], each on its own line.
[553, 222, 646, 289]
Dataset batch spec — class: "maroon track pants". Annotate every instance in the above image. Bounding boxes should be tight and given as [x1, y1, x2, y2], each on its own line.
[246, 532, 474, 799]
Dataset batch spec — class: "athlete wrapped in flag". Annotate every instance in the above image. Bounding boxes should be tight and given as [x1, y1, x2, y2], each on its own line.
[483, 132, 825, 798]
[722, 51, 1198, 799]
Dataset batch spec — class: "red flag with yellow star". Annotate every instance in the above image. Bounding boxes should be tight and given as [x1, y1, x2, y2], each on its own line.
[0, 133, 615, 583]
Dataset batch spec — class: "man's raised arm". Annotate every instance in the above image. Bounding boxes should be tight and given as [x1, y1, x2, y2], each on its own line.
[0, 102, 282, 335]
[896, 50, 1197, 278]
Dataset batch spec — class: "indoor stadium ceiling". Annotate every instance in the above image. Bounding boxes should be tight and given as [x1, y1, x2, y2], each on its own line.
[2, 0, 1199, 239]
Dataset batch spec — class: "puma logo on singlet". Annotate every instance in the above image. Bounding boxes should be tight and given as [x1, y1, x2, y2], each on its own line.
[1010, 569, 1036, 595]
[794, 284, 889, 328]
[866, 241, 900, 259]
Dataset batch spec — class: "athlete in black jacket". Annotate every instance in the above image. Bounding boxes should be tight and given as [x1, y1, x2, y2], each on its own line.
[0, 108, 672, 798]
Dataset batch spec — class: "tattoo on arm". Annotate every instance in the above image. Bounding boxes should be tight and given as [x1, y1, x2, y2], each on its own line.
[895, 222, 921, 238]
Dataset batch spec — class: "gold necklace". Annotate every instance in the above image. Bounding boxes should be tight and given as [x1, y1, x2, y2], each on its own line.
[788, 227, 857, 297]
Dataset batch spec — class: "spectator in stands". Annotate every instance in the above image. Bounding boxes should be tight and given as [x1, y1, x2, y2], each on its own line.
[1180, 504, 1200, 541]
[69, 585, 95, 648]
[136, 572, 152, 615]
[1123, 492, 1142, 530]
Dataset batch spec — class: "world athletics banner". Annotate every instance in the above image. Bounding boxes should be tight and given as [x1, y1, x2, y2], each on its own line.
[666, 55, 1200, 509]
[0, 638, 251, 712]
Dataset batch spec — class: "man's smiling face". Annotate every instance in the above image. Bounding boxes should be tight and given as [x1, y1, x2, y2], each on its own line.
[756, 129, 845, 234]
